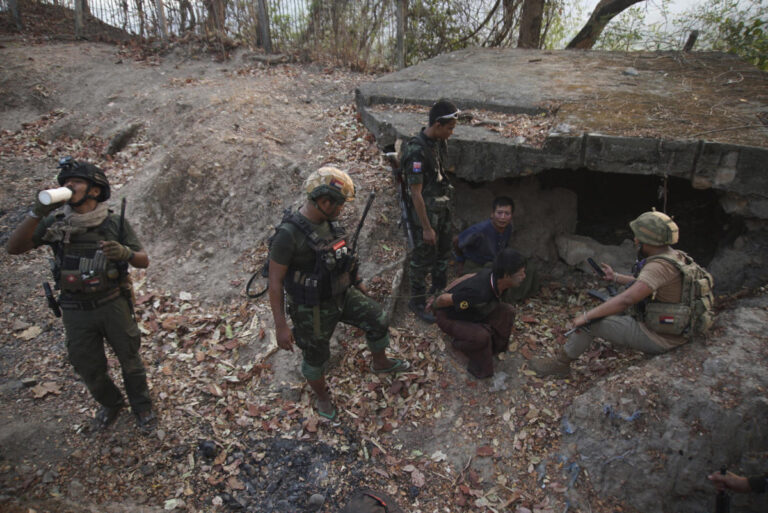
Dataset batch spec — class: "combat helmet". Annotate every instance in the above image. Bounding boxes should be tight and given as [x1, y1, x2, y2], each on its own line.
[304, 166, 355, 203]
[629, 209, 679, 246]
[56, 157, 111, 202]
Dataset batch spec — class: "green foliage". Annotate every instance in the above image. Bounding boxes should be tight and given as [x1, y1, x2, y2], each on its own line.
[719, 11, 768, 69]
[405, 0, 476, 64]
[542, 0, 586, 48]
[593, 0, 768, 69]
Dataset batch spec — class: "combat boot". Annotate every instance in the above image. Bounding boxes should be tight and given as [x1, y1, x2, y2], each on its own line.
[529, 349, 575, 378]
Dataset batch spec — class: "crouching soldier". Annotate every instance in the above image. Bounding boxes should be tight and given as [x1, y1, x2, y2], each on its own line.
[530, 210, 714, 378]
[428, 249, 527, 378]
[268, 167, 410, 420]
[6, 158, 155, 431]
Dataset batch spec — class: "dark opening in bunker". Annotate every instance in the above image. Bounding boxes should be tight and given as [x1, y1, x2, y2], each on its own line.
[537, 169, 735, 265]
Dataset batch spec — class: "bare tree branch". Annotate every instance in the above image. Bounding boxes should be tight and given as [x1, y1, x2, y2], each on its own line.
[566, 0, 645, 49]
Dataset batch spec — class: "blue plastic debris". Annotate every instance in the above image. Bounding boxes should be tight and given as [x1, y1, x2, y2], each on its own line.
[603, 404, 643, 422]
[561, 416, 576, 434]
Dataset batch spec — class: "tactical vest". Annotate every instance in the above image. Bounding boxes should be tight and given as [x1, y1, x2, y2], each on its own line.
[51, 219, 123, 299]
[281, 212, 355, 306]
[634, 251, 714, 337]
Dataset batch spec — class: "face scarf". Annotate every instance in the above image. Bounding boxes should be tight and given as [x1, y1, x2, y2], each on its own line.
[42, 203, 110, 243]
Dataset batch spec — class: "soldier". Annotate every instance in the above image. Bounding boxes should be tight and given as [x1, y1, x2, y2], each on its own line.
[530, 210, 714, 378]
[6, 158, 155, 431]
[400, 99, 459, 323]
[268, 167, 410, 420]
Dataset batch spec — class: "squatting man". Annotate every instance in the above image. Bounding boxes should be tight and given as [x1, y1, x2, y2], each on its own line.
[6, 158, 156, 431]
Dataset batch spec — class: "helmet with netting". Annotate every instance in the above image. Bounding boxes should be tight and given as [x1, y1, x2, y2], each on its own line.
[629, 210, 679, 245]
[303, 166, 355, 203]
[56, 157, 111, 202]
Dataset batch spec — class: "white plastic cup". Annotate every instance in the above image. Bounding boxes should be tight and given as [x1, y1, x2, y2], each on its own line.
[38, 187, 73, 205]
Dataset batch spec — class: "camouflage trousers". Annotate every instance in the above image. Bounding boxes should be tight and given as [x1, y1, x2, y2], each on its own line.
[409, 207, 452, 302]
[288, 287, 390, 381]
[63, 295, 152, 414]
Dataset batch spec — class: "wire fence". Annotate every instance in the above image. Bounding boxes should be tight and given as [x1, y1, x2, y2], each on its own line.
[2, 0, 514, 69]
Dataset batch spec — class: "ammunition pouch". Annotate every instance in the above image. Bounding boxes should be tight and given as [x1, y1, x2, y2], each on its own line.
[282, 214, 354, 306]
[642, 302, 691, 336]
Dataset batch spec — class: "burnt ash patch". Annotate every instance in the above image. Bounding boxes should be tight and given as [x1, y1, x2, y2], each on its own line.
[214, 433, 365, 512]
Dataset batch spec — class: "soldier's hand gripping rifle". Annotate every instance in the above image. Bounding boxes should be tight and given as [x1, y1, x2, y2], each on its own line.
[384, 151, 415, 251]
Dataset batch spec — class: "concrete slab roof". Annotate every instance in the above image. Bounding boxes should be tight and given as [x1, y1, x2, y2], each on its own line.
[356, 48, 768, 217]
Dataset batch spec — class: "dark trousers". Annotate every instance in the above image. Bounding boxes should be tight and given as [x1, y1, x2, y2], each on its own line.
[435, 303, 515, 378]
[63, 296, 152, 413]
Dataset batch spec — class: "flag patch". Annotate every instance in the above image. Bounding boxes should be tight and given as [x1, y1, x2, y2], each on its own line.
[659, 315, 675, 324]
[412, 162, 422, 173]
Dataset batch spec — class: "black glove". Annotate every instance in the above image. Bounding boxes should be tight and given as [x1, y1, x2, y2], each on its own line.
[32, 197, 65, 218]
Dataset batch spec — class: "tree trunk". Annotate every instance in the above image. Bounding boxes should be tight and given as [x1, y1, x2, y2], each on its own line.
[8, 0, 23, 31]
[517, 0, 544, 48]
[74, 0, 84, 38]
[154, 0, 168, 41]
[257, 0, 272, 53]
[566, 0, 644, 49]
[395, 0, 406, 69]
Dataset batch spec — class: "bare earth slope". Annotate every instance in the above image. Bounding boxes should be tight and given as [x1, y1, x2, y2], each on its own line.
[1, 38, 767, 513]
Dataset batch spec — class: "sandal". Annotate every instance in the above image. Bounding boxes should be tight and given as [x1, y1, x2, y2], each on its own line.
[370, 358, 411, 374]
[314, 400, 337, 420]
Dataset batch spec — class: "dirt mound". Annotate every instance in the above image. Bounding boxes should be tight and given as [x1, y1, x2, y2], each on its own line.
[1, 0, 134, 42]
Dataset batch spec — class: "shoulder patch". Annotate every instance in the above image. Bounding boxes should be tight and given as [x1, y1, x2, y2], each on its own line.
[412, 162, 422, 173]
[459, 300, 469, 310]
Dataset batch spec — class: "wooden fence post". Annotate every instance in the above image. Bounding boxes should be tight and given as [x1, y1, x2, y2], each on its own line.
[74, 0, 84, 38]
[257, 0, 272, 53]
[395, 0, 406, 69]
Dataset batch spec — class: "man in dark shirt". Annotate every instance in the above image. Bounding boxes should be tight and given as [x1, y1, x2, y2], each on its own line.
[428, 249, 526, 378]
[453, 196, 538, 302]
[454, 196, 515, 274]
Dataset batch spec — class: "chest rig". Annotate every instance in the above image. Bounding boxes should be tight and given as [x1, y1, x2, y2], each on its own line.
[631, 250, 714, 337]
[283, 212, 355, 305]
[51, 219, 122, 297]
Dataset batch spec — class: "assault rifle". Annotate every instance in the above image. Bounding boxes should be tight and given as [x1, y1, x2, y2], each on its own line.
[384, 150, 415, 251]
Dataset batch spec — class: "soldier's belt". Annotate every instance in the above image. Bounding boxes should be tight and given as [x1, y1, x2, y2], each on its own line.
[59, 288, 121, 311]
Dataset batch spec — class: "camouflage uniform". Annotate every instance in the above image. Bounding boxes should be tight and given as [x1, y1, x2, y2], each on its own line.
[401, 129, 454, 300]
[270, 213, 389, 380]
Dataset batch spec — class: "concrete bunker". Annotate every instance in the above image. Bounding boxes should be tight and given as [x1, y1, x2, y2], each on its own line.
[356, 48, 768, 293]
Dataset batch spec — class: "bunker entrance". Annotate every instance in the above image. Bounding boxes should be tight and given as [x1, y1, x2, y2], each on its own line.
[537, 169, 733, 266]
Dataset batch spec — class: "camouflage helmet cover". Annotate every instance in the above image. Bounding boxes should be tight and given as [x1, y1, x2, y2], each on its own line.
[304, 166, 355, 203]
[629, 209, 679, 245]
[56, 158, 111, 202]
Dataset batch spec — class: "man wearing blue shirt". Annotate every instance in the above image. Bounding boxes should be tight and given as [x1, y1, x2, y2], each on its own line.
[454, 196, 537, 302]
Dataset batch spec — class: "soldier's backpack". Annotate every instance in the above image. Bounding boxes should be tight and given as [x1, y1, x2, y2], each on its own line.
[339, 489, 405, 513]
[642, 251, 715, 337]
